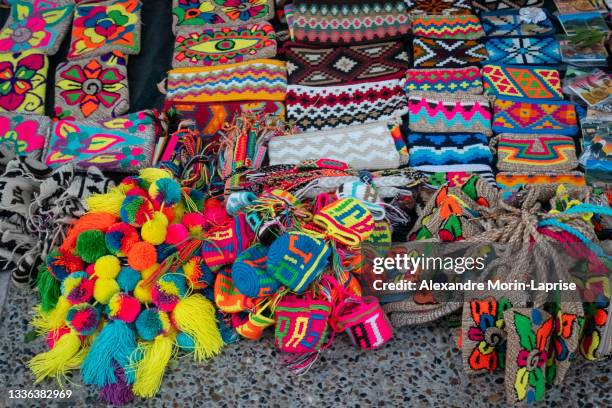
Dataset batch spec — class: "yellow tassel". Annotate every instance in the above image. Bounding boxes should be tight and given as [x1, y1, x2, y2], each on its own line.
[172, 294, 223, 361]
[31, 297, 71, 334]
[139, 168, 172, 184]
[85, 190, 126, 216]
[132, 335, 174, 398]
[28, 330, 84, 386]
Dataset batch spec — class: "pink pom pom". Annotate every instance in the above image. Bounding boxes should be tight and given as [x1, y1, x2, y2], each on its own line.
[182, 213, 206, 235]
[108, 293, 142, 323]
[204, 199, 230, 227]
[125, 187, 148, 198]
[85, 264, 95, 276]
[165, 224, 189, 248]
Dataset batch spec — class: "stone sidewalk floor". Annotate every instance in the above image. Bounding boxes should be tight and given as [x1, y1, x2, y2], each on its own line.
[0, 272, 609, 408]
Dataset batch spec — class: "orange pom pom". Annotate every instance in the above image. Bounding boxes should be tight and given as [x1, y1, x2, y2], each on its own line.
[127, 242, 157, 271]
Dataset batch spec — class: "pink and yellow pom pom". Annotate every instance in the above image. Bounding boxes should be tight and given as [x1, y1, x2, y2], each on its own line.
[66, 303, 100, 336]
[181, 213, 205, 235]
[151, 274, 188, 312]
[61, 272, 94, 305]
[108, 293, 141, 323]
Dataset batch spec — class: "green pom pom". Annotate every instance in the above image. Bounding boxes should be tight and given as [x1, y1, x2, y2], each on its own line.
[76, 229, 108, 263]
[35, 265, 61, 313]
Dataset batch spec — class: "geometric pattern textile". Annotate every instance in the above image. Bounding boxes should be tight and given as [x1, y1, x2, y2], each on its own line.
[482, 65, 563, 100]
[485, 37, 561, 65]
[413, 37, 489, 68]
[492, 99, 578, 136]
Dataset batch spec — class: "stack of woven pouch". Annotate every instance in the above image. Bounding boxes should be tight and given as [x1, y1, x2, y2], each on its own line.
[286, 76, 408, 132]
[267, 120, 406, 170]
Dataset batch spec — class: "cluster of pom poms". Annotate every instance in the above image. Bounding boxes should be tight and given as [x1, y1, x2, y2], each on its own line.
[28, 168, 224, 405]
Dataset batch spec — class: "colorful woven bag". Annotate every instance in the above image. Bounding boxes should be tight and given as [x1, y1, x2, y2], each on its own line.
[408, 133, 493, 167]
[0, 113, 51, 160]
[494, 134, 579, 172]
[492, 99, 578, 136]
[283, 40, 410, 86]
[285, 78, 408, 132]
[482, 64, 562, 101]
[313, 197, 375, 246]
[485, 37, 561, 65]
[202, 214, 254, 269]
[332, 296, 393, 350]
[290, 0, 411, 45]
[405, 66, 483, 94]
[470, 0, 544, 12]
[165, 59, 287, 103]
[408, 92, 492, 136]
[172, 23, 277, 68]
[495, 172, 587, 199]
[214, 267, 255, 313]
[411, 15, 485, 39]
[266, 231, 330, 293]
[412, 38, 489, 68]
[231, 243, 280, 298]
[480, 9, 554, 37]
[274, 294, 332, 353]
[0, 51, 48, 115]
[407, 0, 473, 15]
[43, 110, 158, 171]
[171, 0, 275, 32]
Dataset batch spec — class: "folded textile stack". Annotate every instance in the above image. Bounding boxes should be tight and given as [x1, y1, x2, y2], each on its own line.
[165, 0, 285, 134]
[406, 1, 495, 187]
[476, 4, 585, 198]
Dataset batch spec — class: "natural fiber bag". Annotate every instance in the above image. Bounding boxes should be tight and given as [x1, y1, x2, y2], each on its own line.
[290, 0, 410, 45]
[407, 0, 473, 15]
[494, 134, 579, 172]
[0, 51, 48, 115]
[503, 308, 553, 405]
[408, 133, 493, 167]
[0, 0, 74, 55]
[55, 52, 129, 121]
[408, 92, 492, 136]
[0, 112, 51, 160]
[165, 59, 287, 103]
[68, 0, 142, 60]
[268, 121, 404, 171]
